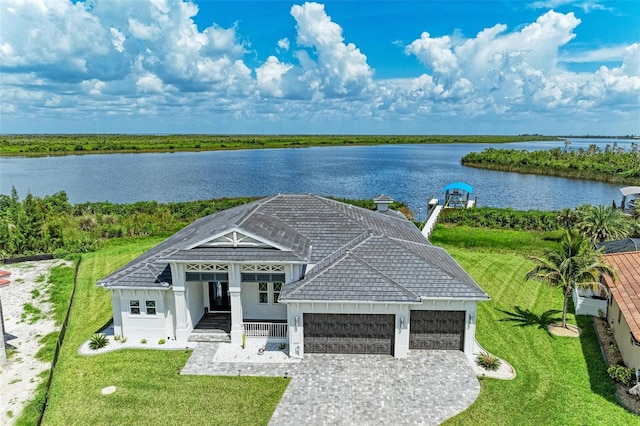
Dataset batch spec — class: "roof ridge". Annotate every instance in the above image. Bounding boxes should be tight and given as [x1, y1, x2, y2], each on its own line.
[281, 232, 372, 299]
[282, 248, 419, 301]
[305, 230, 371, 278]
[348, 247, 421, 301]
[377, 237, 487, 298]
[236, 196, 275, 227]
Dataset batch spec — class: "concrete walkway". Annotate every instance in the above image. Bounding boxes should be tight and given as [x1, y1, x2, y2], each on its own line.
[182, 344, 480, 425]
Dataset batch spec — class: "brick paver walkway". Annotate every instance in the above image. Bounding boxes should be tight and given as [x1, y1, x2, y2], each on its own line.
[182, 343, 480, 425]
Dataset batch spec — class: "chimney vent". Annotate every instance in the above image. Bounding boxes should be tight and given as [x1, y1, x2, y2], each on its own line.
[373, 194, 393, 212]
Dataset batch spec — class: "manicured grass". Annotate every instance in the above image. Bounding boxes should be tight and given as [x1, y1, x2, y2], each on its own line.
[440, 247, 635, 425]
[27, 228, 636, 425]
[37, 237, 288, 426]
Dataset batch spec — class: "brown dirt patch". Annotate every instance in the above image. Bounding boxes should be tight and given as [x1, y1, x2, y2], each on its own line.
[547, 323, 581, 337]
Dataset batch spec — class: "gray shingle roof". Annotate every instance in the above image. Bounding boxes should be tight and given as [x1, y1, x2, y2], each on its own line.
[97, 194, 489, 302]
[596, 238, 640, 254]
[279, 235, 488, 301]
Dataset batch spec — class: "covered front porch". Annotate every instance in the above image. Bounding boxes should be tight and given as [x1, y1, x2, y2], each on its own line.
[188, 313, 288, 343]
[173, 263, 292, 345]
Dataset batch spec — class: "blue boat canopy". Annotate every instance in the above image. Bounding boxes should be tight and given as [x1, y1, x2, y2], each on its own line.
[442, 182, 473, 194]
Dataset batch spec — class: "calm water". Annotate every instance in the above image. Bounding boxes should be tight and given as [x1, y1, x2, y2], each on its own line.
[0, 139, 633, 214]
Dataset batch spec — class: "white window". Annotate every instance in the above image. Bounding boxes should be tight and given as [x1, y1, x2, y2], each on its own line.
[273, 282, 282, 303]
[257, 282, 283, 304]
[129, 299, 157, 315]
[130, 300, 140, 315]
[258, 282, 269, 304]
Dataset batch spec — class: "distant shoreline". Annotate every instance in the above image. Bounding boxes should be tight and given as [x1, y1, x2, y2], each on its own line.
[0, 134, 560, 157]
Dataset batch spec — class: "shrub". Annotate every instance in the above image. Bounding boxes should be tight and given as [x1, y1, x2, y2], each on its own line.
[278, 343, 286, 350]
[158, 339, 165, 345]
[114, 334, 121, 342]
[597, 309, 605, 318]
[119, 336, 127, 344]
[141, 338, 147, 344]
[608, 365, 635, 386]
[88, 333, 109, 350]
[242, 333, 246, 349]
[476, 351, 502, 371]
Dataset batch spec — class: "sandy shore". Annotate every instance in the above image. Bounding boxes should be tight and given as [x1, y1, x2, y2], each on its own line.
[0, 259, 72, 425]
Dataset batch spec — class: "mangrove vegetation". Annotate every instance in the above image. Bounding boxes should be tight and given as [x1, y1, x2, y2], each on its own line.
[461, 141, 640, 185]
[0, 134, 558, 157]
[2, 188, 638, 260]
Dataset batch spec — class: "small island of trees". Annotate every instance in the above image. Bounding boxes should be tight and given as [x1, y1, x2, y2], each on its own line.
[461, 141, 640, 185]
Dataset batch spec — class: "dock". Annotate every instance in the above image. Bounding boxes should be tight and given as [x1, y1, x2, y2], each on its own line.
[421, 182, 476, 239]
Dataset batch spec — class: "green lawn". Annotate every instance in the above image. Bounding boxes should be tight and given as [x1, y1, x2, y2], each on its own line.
[36, 238, 288, 426]
[29, 228, 637, 425]
[435, 232, 636, 425]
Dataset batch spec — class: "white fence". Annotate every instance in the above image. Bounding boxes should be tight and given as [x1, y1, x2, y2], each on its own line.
[243, 322, 288, 338]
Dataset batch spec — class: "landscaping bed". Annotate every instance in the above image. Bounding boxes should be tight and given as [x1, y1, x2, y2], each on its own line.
[593, 317, 640, 414]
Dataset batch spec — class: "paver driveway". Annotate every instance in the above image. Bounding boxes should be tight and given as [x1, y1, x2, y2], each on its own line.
[182, 344, 480, 425]
[269, 352, 479, 426]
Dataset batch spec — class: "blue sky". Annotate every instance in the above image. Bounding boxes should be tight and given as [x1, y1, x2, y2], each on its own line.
[1, 0, 638, 135]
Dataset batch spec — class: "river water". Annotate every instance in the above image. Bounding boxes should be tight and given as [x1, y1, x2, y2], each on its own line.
[0, 138, 633, 214]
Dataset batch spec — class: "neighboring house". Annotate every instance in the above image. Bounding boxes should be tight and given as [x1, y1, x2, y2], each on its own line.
[572, 238, 640, 317]
[604, 251, 640, 370]
[97, 194, 489, 358]
[597, 238, 640, 254]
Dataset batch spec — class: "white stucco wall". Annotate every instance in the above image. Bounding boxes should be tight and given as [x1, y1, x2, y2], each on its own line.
[608, 297, 640, 370]
[186, 282, 205, 331]
[241, 282, 287, 320]
[112, 289, 168, 342]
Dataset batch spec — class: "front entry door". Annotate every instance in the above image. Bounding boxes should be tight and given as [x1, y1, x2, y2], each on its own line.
[208, 282, 230, 311]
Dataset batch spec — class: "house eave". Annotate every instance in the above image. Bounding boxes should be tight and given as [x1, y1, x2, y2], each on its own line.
[279, 299, 421, 305]
[160, 258, 309, 265]
[419, 296, 490, 302]
[97, 283, 171, 291]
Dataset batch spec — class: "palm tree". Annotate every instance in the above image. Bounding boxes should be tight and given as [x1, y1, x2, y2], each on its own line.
[556, 208, 578, 232]
[576, 205, 630, 244]
[526, 232, 616, 328]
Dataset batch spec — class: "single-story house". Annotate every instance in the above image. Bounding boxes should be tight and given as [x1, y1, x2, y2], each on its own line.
[572, 238, 640, 317]
[604, 251, 640, 370]
[97, 194, 489, 358]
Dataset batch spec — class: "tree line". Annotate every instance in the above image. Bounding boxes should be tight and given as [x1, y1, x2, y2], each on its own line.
[0, 134, 558, 156]
[461, 142, 640, 184]
[0, 189, 258, 258]
[2, 188, 638, 258]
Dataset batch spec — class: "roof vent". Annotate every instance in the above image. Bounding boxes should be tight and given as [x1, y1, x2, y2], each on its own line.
[373, 194, 393, 212]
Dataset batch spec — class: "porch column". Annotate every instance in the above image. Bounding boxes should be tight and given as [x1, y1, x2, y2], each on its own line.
[171, 262, 191, 342]
[174, 290, 191, 342]
[230, 289, 243, 346]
